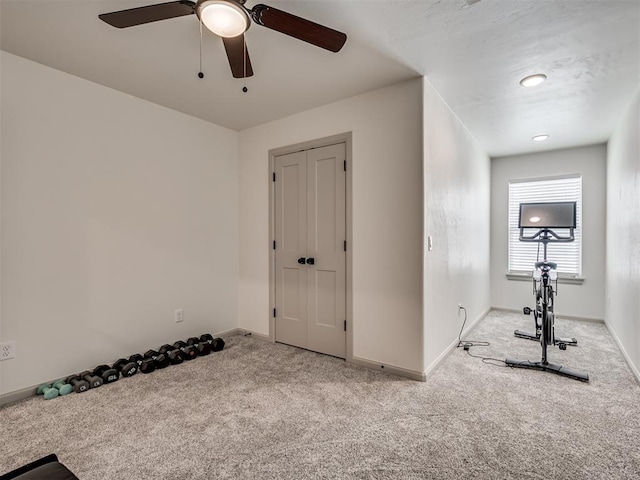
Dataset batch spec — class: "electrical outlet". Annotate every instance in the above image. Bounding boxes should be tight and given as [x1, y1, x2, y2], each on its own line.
[0, 341, 16, 361]
[175, 308, 184, 323]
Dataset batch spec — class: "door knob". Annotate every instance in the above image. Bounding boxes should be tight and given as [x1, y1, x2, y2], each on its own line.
[306, 257, 315, 265]
[298, 257, 306, 265]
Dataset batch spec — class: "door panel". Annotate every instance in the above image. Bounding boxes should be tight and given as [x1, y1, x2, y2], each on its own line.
[282, 267, 302, 319]
[282, 163, 304, 251]
[306, 143, 346, 358]
[274, 151, 307, 349]
[314, 157, 337, 252]
[315, 269, 337, 327]
[274, 142, 346, 359]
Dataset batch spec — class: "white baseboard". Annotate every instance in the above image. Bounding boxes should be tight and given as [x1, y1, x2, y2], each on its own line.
[555, 314, 604, 324]
[232, 329, 271, 342]
[491, 306, 604, 323]
[604, 321, 640, 385]
[0, 328, 250, 407]
[349, 356, 426, 382]
[423, 306, 491, 379]
[216, 327, 243, 338]
[0, 385, 38, 407]
[238, 328, 425, 381]
[351, 307, 492, 383]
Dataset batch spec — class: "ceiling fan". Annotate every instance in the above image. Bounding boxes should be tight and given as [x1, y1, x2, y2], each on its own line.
[99, 0, 347, 79]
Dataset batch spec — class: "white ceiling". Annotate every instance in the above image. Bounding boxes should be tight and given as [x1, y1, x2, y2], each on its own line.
[1, 0, 638, 157]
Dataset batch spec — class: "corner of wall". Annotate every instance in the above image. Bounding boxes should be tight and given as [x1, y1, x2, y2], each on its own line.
[422, 78, 491, 373]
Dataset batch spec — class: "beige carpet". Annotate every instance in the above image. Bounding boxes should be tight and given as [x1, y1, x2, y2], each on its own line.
[1, 310, 639, 479]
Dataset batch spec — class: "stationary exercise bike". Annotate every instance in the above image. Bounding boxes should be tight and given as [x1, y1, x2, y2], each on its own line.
[505, 202, 589, 382]
[514, 227, 578, 350]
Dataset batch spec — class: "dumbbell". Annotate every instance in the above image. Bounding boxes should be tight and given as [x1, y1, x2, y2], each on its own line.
[158, 344, 184, 365]
[187, 337, 212, 356]
[93, 365, 120, 384]
[66, 374, 90, 393]
[37, 381, 71, 396]
[36, 384, 59, 400]
[80, 370, 104, 388]
[113, 358, 138, 377]
[129, 353, 155, 374]
[37, 383, 60, 400]
[36, 383, 52, 395]
[143, 350, 171, 369]
[200, 334, 225, 352]
[173, 340, 197, 360]
[52, 379, 74, 396]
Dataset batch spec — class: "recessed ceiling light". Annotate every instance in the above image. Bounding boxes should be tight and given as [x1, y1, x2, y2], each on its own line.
[532, 134, 550, 142]
[520, 74, 547, 87]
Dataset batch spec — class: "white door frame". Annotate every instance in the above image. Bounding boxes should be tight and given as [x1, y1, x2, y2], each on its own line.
[268, 132, 353, 362]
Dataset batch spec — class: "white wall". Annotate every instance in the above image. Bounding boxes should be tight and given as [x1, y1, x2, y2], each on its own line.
[606, 87, 640, 378]
[0, 52, 239, 394]
[491, 144, 607, 320]
[238, 79, 424, 373]
[422, 79, 491, 371]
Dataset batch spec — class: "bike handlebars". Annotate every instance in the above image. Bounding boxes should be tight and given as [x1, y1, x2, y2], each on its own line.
[519, 227, 574, 243]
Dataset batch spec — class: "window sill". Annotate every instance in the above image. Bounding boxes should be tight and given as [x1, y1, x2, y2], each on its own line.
[505, 272, 585, 285]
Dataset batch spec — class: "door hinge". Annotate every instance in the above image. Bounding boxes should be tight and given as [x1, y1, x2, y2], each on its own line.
[344, 240, 347, 252]
[273, 240, 276, 250]
[344, 320, 347, 332]
[343, 160, 346, 171]
[272, 172, 276, 182]
[273, 308, 277, 318]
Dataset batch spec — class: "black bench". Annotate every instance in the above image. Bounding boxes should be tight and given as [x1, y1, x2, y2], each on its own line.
[1, 454, 79, 480]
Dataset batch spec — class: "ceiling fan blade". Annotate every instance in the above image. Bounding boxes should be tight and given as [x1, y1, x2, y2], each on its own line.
[99, 1, 195, 29]
[251, 4, 347, 53]
[222, 35, 254, 79]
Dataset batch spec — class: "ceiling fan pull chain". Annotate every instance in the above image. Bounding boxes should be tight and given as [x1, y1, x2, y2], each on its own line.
[242, 35, 248, 93]
[197, 17, 204, 79]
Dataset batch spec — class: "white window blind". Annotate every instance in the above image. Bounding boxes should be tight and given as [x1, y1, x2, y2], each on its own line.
[508, 176, 582, 276]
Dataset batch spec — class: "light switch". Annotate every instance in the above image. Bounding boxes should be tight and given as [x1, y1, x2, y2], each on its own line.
[427, 235, 433, 251]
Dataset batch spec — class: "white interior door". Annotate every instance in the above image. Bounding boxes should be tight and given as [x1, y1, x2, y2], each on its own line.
[274, 143, 346, 358]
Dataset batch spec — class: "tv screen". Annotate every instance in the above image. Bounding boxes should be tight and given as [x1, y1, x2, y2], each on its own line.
[518, 202, 576, 228]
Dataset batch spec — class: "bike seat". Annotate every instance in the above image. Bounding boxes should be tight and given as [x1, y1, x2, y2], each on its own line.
[535, 261, 557, 270]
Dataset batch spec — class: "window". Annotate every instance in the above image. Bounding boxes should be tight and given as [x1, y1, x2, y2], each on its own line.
[508, 175, 582, 276]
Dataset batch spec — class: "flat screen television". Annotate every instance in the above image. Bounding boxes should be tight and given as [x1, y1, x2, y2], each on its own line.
[518, 201, 576, 229]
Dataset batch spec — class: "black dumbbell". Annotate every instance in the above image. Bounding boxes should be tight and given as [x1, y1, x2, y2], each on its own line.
[80, 370, 104, 388]
[66, 374, 90, 393]
[93, 365, 120, 384]
[113, 358, 138, 377]
[187, 337, 212, 356]
[129, 353, 156, 374]
[173, 341, 197, 360]
[144, 350, 171, 369]
[200, 334, 225, 352]
[158, 344, 184, 365]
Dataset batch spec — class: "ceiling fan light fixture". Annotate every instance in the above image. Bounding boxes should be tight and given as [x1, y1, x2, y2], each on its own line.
[520, 74, 547, 87]
[532, 134, 550, 142]
[197, 0, 250, 38]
